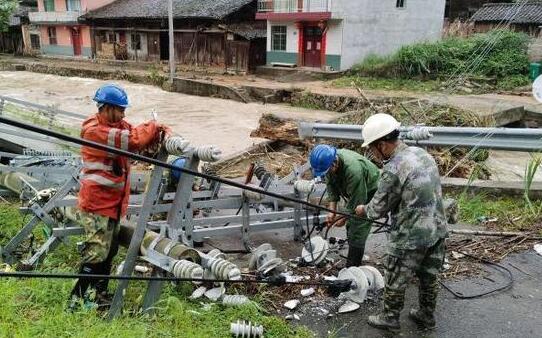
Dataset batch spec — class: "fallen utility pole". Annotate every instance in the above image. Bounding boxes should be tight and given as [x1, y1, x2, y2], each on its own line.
[0, 116, 387, 226]
[298, 122, 542, 152]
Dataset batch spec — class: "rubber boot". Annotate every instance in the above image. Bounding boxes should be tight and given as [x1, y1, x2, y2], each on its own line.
[68, 263, 100, 311]
[409, 309, 436, 329]
[367, 314, 400, 331]
[346, 245, 365, 267]
[409, 279, 437, 329]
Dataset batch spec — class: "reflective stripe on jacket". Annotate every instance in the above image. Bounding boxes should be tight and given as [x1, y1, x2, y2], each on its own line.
[78, 113, 160, 220]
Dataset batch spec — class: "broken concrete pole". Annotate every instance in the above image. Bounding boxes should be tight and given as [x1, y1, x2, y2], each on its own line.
[119, 224, 201, 264]
[250, 114, 303, 145]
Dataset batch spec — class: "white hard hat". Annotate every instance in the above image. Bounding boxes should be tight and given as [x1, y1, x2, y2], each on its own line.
[362, 113, 401, 147]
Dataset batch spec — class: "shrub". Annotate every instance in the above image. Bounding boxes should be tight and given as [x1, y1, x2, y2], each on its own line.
[352, 30, 530, 81]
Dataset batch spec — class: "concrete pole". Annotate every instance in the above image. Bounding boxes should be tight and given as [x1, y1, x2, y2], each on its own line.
[168, 0, 175, 83]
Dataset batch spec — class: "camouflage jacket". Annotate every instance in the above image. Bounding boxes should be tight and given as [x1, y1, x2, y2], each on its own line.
[366, 143, 448, 252]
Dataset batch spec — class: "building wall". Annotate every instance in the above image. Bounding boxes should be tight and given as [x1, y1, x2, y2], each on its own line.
[325, 20, 342, 71]
[40, 25, 91, 57]
[37, 0, 115, 12]
[266, 20, 299, 65]
[332, 0, 446, 70]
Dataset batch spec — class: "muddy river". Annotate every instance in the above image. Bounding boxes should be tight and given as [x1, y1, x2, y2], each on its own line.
[1, 71, 337, 156]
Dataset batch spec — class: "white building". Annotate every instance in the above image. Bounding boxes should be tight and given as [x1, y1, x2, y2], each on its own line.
[256, 0, 446, 71]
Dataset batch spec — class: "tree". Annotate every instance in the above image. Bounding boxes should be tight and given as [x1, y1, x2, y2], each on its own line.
[0, 0, 18, 33]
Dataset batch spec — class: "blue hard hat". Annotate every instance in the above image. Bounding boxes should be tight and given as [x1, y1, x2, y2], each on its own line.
[310, 145, 337, 178]
[93, 84, 129, 108]
[170, 157, 187, 183]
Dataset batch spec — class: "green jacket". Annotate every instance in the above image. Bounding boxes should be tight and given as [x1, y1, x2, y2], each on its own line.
[326, 149, 380, 247]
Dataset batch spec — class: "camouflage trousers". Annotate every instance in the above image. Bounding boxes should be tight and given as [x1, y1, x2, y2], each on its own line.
[76, 211, 120, 264]
[383, 239, 446, 318]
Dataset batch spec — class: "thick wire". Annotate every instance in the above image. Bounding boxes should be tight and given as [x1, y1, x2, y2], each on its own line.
[0, 116, 389, 228]
[439, 252, 514, 299]
[0, 270, 336, 287]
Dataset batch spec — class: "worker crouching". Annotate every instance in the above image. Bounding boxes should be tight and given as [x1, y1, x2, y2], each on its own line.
[309, 144, 380, 267]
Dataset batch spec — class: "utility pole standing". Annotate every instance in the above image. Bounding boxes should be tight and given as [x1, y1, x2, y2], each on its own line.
[168, 0, 175, 83]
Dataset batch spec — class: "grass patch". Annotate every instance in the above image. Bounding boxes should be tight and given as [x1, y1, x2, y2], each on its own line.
[333, 76, 441, 92]
[0, 203, 310, 337]
[452, 193, 542, 234]
[335, 30, 530, 93]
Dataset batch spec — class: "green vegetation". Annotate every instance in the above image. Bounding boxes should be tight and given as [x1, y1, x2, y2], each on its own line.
[333, 76, 441, 92]
[335, 30, 531, 92]
[453, 193, 542, 234]
[0, 203, 310, 337]
[0, 0, 17, 32]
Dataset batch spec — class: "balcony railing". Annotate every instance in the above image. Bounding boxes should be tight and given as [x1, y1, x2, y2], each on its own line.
[29, 11, 81, 24]
[257, 0, 332, 13]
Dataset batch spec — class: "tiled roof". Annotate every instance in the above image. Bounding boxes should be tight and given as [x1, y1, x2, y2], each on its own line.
[83, 0, 254, 20]
[471, 2, 542, 24]
[224, 23, 266, 40]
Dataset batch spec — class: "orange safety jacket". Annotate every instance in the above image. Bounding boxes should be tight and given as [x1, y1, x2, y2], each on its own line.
[78, 113, 160, 220]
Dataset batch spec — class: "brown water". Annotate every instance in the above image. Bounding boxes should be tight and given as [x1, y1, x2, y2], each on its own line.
[1, 71, 337, 156]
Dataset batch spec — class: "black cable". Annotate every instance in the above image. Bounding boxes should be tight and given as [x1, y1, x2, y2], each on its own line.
[0, 270, 337, 287]
[439, 252, 514, 299]
[0, 116, 389, 228]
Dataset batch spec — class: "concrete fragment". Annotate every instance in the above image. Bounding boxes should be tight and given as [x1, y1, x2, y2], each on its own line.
[301, 288, 315, 297]
[338, 301, 360, 314]
[360, 266, 385, 291]
[205, 287, 225, 301]
[284, 299, 300, 310]
[190, 286, 207, 300]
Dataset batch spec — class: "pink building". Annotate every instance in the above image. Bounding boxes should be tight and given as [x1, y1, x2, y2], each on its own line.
[29, 0, 115, 57]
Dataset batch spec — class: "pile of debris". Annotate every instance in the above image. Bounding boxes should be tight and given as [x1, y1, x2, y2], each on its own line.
[246, 99, 493, 180]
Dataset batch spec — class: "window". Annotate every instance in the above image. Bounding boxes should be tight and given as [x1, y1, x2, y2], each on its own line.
[107, 32, 117, 43]
[66, 0, 81, 11]
[48, 27, 57, 45]
[131, 33, 141, 50]
[396, 0, 406, 8]
[271, 26, 287, 51]
[43, 0, 55, 11]
[30, 34, 41, 50]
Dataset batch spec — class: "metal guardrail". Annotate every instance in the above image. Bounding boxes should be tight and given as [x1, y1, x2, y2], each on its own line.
[0, 95, 86, 121]
[298, 122, 542, 152]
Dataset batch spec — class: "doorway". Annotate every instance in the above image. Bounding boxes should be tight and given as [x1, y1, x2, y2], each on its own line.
[71, 27, 81, 56]
[303, 26, 322, 68]
[159, 31, 169, 60]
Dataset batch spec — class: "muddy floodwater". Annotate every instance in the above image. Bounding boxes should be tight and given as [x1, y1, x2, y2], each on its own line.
[1, 71, 337, 156]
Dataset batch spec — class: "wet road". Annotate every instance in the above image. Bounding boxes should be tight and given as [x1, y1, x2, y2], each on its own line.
[1, 71, 337, 156]
[214, 227, 542, 338]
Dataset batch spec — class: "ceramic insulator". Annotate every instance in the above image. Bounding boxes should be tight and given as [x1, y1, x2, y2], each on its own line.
[403, 128, 432, 141]
[207, 257, 242, 280]
[294, 180, 315, 194]
[194, 145, 222, 162]
[171, 260, 204, 284]
[230, 320, 263, 338]
[222, 295, 250, 306]
[164, 136, 191, 155]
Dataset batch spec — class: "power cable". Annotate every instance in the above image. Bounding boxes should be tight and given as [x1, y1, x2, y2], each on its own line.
[439, 252, 514, 299]
[0, 270, 348, 288]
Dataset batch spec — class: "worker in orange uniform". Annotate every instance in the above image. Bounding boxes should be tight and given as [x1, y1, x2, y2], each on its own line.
[69, 83, 170, 309]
